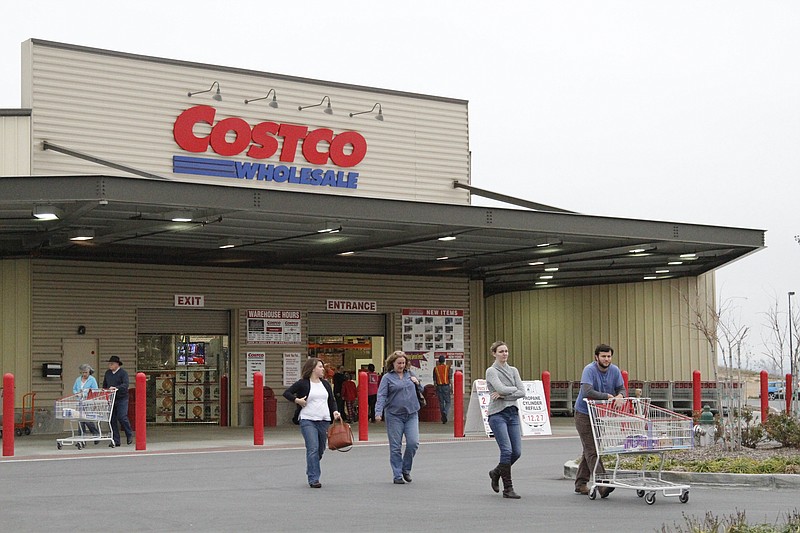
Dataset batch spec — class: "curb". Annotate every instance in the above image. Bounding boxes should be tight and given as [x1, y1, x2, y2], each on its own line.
[563, 460, 800, 489]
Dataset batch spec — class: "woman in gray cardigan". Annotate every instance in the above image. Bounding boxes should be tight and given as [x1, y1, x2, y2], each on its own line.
[485, 341, 526, 499]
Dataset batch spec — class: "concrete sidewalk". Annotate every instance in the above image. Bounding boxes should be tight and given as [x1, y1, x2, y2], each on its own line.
[0, 416, 580, 460]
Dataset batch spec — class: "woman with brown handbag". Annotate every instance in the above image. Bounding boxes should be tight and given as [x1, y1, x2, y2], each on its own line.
[283, 357, 341, 488]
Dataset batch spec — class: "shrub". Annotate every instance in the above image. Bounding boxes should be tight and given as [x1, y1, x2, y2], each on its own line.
[764, 413, 800, 448]
[658, 509, 800, 533]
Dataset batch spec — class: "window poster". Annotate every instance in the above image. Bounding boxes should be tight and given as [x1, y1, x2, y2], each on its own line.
[401, 308, 465, 355]
[283, 352, 302, 386]
[247, 309, 302, 344]
[246, 352, 266, 387]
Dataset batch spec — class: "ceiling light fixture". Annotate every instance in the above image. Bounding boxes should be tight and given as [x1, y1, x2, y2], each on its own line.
[218, 238, 242, 249]
[436, 256, 449, 261]
[244, 88, 279, 108]
[349, 103, 384, 121]
[544, 265, 559, 272]
[655, 269, 670, 274]
[643, 276, 658, 280]
[536, 239, 562, 248]
[528, 261, 544, 266]
[298, 95, 333, 114]
[438, 235, 457, 242]
[317, 225, 342, 234]
[668, 261, 683, 265]
[535, 281, 548, 286]
[338, 251, 355, 256]
[680, 253, 697, 259]
[539, 275, 554, 280]
[33, 205, 63, 220]
[68, 229, 95, 241]
[188, 81, 222, 101]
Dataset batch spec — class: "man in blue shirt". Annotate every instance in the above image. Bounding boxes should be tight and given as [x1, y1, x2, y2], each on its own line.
[573, 344, 625, 497]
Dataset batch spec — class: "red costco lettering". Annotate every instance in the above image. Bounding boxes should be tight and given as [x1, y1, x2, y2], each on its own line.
[173, 105, 367, 168]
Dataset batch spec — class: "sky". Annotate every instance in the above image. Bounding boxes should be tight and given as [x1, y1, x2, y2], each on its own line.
[2, 1, 798, 369]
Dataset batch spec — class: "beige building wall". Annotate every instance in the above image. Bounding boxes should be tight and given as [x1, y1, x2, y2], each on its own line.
[22, 40, 470, 205]
[0, 112, 31, 176]
[0, 259, 32, 402]
[483, 274, 716, 382]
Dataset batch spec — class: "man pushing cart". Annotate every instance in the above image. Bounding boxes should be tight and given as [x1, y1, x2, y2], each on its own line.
[55, 389, 117, 450]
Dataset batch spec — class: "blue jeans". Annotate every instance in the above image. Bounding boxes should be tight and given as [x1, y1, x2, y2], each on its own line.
[384, 412, 419, 479]
[299, 419, 329, 484]
[436, 385, 451, 420]
[110, 396, 133, 445]
[488, 406, 522, 465]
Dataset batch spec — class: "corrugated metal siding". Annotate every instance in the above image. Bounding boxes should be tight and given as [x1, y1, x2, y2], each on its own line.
[307, 313, 386, 336]
[23, 40, 470, 205]
[29, 260, 471, 407]
[484, 275, 715, 383]
[137, 309, 230, 334]
[0, 259, 32, 402]
[0, 115, 31, 176]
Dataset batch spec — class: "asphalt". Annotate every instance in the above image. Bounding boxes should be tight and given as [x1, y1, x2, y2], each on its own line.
[3, 417, 799, 490]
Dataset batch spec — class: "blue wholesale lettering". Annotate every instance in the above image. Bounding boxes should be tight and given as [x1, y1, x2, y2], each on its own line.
[230, 160, 358, 189]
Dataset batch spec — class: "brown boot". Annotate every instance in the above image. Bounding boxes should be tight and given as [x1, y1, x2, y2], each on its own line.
[489, 465, 501, 493]
[499, 464, 520, 499]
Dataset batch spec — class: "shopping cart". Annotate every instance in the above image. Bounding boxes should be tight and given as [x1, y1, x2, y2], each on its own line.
[584, 397, 693, 505]
[55, 389, 116, 450]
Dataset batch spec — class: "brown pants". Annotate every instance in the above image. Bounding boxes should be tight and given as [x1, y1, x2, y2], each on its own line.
[575, 411, 605, 488]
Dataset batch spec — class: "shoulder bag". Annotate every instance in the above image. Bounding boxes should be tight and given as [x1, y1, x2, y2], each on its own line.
[327, 418, 354, 452]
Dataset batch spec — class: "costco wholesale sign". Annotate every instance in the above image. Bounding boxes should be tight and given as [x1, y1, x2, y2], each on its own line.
[246, 309, 302, 344]
[173, 106, 364, 189]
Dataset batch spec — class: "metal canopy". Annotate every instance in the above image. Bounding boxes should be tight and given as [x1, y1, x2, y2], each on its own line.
[0, 175, 765, 296]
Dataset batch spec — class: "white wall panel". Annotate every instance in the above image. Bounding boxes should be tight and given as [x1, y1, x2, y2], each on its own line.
[23, 40, 470, 205]
[0, 114, 31, 176]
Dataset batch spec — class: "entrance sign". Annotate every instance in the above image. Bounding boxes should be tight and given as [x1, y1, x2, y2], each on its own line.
[326, 299, 377, 312]
[246, 352, 266, 387]
[465, 379, 551, 437]
[247, 309, 302, 344]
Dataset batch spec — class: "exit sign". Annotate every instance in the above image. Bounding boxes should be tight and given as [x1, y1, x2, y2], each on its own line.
[174, 294, 205, 307]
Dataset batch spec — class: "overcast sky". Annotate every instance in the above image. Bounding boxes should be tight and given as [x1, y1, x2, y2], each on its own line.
[2, 1, 798, 368]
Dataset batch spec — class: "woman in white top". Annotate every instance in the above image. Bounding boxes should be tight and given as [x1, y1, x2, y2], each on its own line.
[283, 357, 341, 488]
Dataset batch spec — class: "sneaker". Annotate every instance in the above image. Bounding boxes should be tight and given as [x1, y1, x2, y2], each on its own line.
[309, 482, 322, 488]
[402, 472, 412, 483]
[575, 485, 589, 495]
[393, 478, 405, 484]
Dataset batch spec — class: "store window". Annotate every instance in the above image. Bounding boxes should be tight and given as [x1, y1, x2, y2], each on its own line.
[137, 334, 229, 424]
[308, 336, 381, 376]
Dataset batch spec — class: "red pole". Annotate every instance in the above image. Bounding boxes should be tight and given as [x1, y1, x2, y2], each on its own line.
[2, 373, 14, 457]
[454, 370, 464, 438]
[541, 370, 551, 418]
[358, 371, 368, 441]
[760, 370, 769, 424]
[253, 372, 264, 446]
[692, 370, 702, 414]
[786, 373, 793, 414]
[135, 373, 147, 450]
[220, 374, 229, 427]
[622, 370, 629, 396]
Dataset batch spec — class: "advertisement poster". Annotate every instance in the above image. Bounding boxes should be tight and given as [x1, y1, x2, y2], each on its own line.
[465, 379, 551, 437]
[246, 309, 302, 344]
[401, 308, 464, 359]
[246, 352, 266, 387]
[283, 352, 302, 386]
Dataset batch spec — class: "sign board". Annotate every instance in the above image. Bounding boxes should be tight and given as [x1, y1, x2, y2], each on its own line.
[283, 352, 303, 386]
[465, 379, 551, 437]
[246, 309, 302, 344]
[246, 352, 266, 387]
[174, 294, 205, 307]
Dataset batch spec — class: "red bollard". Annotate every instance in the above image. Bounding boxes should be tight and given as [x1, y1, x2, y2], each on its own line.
[693, 370, 702, 415]
[358, 371, 368, 441]
[136, 373, 147, 451]
[786, 374, 793, 414]
[541, 370, 551, 418]
[622, 370, 629, 397]
[454, 370, 464, 438]
[760, 370, 769, 424]
[3, 373, 14, 457]
[253, 372, 264, 446]
[220, 374, 229, 427]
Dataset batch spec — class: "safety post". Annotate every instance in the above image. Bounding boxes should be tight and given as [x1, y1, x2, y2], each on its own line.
[454, 370, 464, 438]
[621, 370, 629, 396]
[786, 374, 793, 414]
[2, 373, 14, 456]
[220, 374, 229, 427]
[541, 370, 551, 417]
[358, 371, 368, 441]
[136, 373, 147, 450]
[760, 371, 769, 424]
[692, 370, 702, 415]
[253, 371, 264, 445]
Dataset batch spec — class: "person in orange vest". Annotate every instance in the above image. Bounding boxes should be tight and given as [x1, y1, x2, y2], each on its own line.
[432, 355, 453, 423]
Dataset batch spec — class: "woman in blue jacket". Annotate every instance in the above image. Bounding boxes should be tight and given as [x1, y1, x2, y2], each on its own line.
[72, 364, 100, 438]
[375, 350, 422, 485]
[283, 357, 341, 488]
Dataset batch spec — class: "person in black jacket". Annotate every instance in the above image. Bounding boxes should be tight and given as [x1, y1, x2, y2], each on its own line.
[102, 355, 134, 447]
[283, 357, 341, 488]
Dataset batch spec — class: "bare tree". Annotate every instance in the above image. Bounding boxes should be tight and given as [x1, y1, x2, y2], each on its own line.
[759, 297, 788, 376]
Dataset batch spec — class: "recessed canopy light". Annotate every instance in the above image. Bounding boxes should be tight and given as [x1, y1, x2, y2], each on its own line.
[436, 256, 449, 261]
[539, 275, 554, 280]
[438, 235, 457, 241]
[338, 251, 355, 256]
[680, 253, 697, 259]
[629, 248, 646, 254]
[68, 229, 95, 241]
[544, 266, 559, 272]
[171, 216, 193, 222]
[33, 205, 63, 220]
[528, 261, 544, 266]
[535, 281, 548, 285]
[668, 261, 683, 266]
[655, 269, 670, 274]
[643, 276, 657, 280]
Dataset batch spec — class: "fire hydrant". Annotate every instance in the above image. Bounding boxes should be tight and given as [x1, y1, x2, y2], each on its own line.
[694, 404, 716, 447]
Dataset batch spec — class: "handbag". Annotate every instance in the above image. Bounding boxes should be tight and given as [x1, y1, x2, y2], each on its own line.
[415, 383, 427, 408]
[327, 418, 354, 452]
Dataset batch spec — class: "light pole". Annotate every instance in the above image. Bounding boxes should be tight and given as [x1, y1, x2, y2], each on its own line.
[790, 291, 796, 413]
